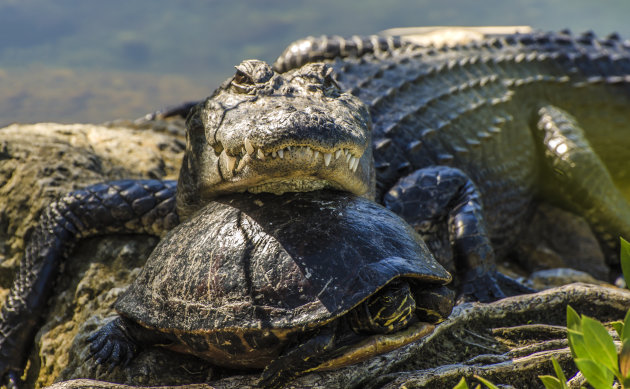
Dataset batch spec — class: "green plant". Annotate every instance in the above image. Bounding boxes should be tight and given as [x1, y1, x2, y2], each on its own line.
[453, 375, 501, 389]
[538, 357, 570, 389]
[565, 306, 630, 388]
[460, 237, 630, 389]
[620, 237, 630, 288]
[538, 237, 630, 388]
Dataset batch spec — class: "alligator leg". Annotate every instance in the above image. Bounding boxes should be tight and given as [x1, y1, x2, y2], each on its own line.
[0, 179, 178, 386]
[383, 166, 531, 302]
[535, 105, 630, 268]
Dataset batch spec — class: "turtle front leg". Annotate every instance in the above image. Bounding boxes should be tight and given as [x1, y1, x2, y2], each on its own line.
[88, 315, 176, 371]
[384, 166, 532, 302]
[259, 325, 340, 389]
[87, 317, 140, 370]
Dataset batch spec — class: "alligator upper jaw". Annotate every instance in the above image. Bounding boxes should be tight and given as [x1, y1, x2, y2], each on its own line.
[213, 139, 371, 197]
[220, 140, 363, 175]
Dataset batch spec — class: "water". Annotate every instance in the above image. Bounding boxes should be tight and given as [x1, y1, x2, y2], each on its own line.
[1, 0, 629, 125]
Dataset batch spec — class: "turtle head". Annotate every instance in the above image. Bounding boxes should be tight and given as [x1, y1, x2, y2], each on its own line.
[176, 59, 373, 218]
[350, 280, 417, 334]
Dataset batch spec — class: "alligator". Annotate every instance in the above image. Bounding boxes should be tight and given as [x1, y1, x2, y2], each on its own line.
[1, 29, 630, 386]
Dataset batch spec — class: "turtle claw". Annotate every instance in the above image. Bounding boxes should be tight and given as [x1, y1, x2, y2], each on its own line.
[87, 318, 138, 369]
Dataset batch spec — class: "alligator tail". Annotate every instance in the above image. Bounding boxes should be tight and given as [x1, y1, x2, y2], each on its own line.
[0, 179, 177, 381]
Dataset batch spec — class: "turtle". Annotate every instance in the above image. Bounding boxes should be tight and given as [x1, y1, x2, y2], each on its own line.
[88, 189, 454, 388]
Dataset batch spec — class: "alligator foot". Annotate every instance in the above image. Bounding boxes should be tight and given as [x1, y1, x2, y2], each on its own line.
[458, 268, 535, 303]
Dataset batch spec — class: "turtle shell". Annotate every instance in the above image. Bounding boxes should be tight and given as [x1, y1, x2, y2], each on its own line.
[115, 190, 451, 366]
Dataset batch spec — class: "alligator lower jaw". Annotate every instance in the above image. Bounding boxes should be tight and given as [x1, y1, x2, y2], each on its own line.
[211, 143, 370, 197]
[205, 158, 370, 199]
[246, 178, 339, 195]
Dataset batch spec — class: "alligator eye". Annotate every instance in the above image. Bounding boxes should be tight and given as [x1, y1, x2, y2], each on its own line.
[231, 70, 256, 93]
[231, 60, 274, 93]
[233, 69, 254, 86]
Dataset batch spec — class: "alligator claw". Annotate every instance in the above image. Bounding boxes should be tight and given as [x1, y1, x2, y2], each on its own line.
[459, 269, 536, 303]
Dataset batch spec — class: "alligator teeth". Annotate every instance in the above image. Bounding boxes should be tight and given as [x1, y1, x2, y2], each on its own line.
[233, 142, 362, 172]
[236, 154, 250, 172]
[349, 156, 358, 171]
[323, 153, 332, 166]
[244, 137, 255, 155]
[222, 151, 236, 171]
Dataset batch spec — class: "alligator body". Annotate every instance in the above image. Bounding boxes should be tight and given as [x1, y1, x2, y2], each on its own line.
[1, 29, 630, 385]
[272, 31, 630, 264]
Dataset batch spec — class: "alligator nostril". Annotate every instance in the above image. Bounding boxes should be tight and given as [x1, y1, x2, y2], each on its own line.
[212, 142, 224, 156]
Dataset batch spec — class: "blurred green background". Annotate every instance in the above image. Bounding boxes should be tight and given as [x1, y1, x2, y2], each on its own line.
[1, 0, 629, 125]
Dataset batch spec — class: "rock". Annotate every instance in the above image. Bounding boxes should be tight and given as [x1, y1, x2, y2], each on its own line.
[0, 121, 186, 388]
[524, 268, 606, 290]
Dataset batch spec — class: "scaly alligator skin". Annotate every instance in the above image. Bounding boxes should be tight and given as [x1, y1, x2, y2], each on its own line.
[1, 30, 630, 385]
[272, 31, 630, 263]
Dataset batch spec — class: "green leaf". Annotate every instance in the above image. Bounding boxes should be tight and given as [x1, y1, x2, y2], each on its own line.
[612, 320, 624, 339]
[473, 375, 501, 389]
[539, 375, 563, 389]
[622, 309, 630, 342]
[620, 237, 630, 286]
[567, 328, 590, 360]
[567, 306, 589, 359]
[567, 306, 582, 332]
[574, 358, 614, 389]
[551, 357, 568, 385]
[620, 338, 630, 379]
[453, 377, 469, 389]
[582, 316, 619, 375]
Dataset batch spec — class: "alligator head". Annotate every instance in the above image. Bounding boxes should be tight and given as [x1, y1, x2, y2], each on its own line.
[177, 59, 373, 218]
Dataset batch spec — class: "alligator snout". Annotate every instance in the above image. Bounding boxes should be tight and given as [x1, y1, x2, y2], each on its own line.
[175, 59, 373, 218]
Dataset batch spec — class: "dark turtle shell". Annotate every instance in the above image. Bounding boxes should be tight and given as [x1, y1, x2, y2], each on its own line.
[115, 190, 451, 366]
